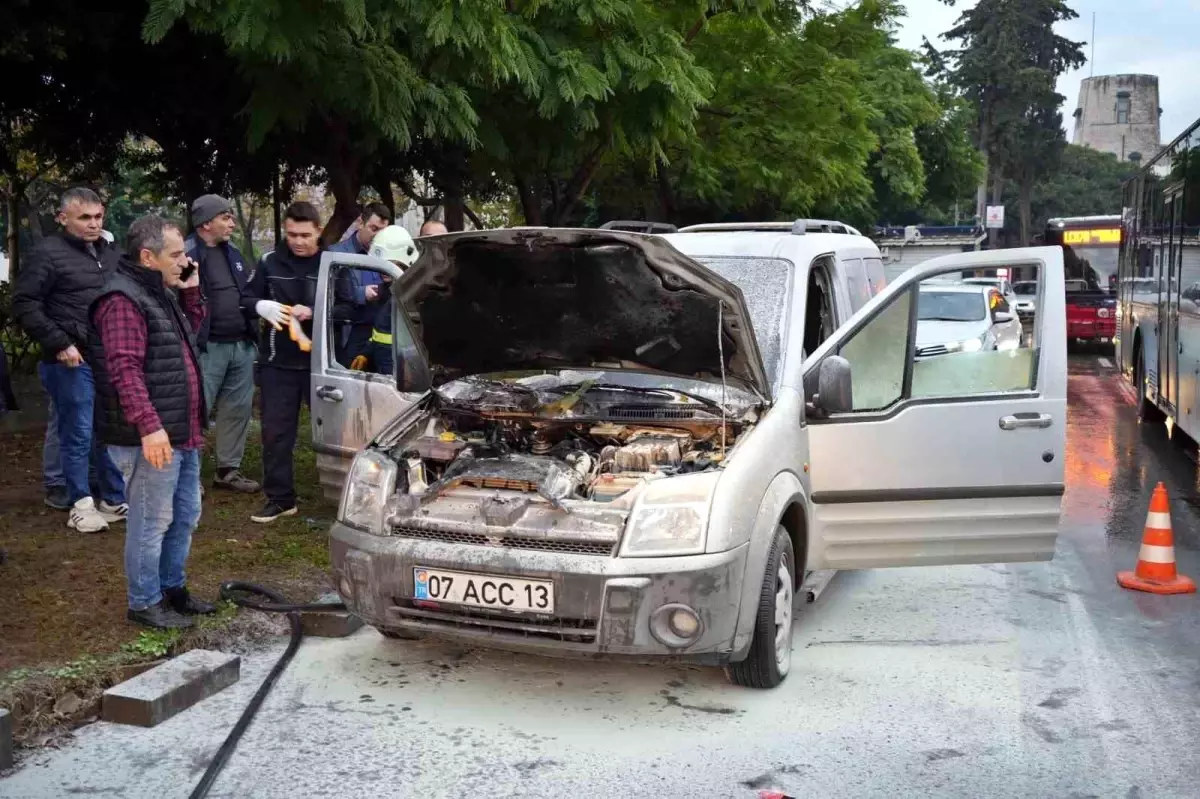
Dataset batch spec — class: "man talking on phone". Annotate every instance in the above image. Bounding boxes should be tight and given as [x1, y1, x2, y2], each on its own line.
[90, 215, 216, 629]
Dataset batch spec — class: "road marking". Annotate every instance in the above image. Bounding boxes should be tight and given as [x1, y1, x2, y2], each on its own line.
[1098, 357, 1113, 368]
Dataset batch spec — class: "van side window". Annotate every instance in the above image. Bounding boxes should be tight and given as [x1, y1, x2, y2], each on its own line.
[863, 257, 886, 296]
[804, 257, 838, 356]
[827, 265, 1041, 414]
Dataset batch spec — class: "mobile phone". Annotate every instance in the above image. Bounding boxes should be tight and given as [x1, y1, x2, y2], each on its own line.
[180, 262, 197, 282]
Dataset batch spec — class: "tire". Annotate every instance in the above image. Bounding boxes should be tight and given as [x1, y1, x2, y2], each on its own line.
[1134, 346, 1157, 422]
[726, 526, 795, 690]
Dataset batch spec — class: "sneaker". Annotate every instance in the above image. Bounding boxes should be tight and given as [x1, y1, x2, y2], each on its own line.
[68, 497, 109, 534]
[214, 469, 261, 494]
[251, 501, 297, 524]
[164, 585, 217, 616]
[98, 500, 129, 524]
[44, 486, 71, 511]
[127, 600, 195, 630]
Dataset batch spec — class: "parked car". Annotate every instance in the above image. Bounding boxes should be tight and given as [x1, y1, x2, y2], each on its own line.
[314, 228, 1067, 689]
[915, 284, 1023, 358]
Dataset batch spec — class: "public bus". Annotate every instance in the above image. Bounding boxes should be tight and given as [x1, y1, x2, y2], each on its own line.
[1043, 216, 1121, 347]
[1116, 115, 1200, 434]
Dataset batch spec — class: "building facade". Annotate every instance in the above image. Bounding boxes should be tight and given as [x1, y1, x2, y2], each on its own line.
[1072, 74, 1162, 164]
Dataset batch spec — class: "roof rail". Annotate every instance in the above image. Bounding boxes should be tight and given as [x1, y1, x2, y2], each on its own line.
[676, 219, 862, 236]
[598, 220, 678, 233]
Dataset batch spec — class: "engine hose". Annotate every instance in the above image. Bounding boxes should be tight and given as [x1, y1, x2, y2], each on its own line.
[188, 581, 347, 799]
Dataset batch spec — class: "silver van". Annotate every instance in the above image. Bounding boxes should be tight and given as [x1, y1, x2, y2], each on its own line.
[311, 224, 1066, 688]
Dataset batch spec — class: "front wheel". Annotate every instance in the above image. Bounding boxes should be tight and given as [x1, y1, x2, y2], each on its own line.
[726, 526, 795, 689]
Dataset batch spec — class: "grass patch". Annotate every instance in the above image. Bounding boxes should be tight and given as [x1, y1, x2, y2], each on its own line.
[0, 401, 338, 746]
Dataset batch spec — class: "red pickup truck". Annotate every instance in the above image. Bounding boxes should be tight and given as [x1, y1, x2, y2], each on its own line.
[1065, 280, 1116, 349]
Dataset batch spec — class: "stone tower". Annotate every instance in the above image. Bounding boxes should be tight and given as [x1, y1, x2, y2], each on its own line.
[1071, 74, 1162, 164]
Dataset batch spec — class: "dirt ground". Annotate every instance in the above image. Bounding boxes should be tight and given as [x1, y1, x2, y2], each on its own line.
[0, 376, 335, 673]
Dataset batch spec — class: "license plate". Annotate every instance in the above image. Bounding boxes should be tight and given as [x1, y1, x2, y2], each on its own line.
[413, 568, 555, 613]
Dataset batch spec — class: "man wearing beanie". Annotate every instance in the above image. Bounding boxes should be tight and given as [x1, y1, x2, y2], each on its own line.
[185, 194, 260, 493]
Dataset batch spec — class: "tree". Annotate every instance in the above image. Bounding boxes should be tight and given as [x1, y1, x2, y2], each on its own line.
[929, 0, 1085, 243]
[0, 2, 142, 277]
[998, 144, 1136, 234]
[582, 0, 969, 229]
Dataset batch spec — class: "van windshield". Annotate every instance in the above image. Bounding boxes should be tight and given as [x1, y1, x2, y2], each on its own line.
[694, 256, 793, 390]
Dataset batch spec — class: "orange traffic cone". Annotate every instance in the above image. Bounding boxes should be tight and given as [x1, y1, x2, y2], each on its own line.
[1117, 482, 1197, 595]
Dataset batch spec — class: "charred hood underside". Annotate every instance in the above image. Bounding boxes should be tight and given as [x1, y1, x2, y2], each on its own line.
[396, 231, 768, 393]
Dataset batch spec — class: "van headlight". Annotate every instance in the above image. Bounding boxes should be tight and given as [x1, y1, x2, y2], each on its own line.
[619, 472, 719, 557]
[339, 449, 397, 534]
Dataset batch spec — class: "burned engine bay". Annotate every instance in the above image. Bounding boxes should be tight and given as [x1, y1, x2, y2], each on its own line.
[380, 378, 753, 530]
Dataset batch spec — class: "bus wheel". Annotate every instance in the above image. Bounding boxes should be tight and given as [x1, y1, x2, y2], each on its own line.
[1135, 346, 1160, 422]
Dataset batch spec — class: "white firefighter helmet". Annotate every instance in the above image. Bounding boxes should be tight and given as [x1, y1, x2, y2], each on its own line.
[369, 225, 419, 268]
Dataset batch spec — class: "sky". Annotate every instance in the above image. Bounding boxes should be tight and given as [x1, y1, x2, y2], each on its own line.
[892, 0, 1200, 145]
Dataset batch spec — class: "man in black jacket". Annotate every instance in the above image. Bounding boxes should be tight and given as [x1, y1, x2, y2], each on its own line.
[241, 201, 337, 522]
[185, 194, 260, 494]
[90, 214, 216, 629]
[13, 187, 127, 533]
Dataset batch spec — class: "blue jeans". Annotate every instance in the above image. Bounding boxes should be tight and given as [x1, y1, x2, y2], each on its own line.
[44, 399, 114, 496]
[44, 399, 64, 490]
[39, 362, 124, 504]
[109, 446, 202, 611]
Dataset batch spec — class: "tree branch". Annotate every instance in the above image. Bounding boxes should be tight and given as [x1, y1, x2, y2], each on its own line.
[463, 203, 483, 229]
[684, 11, 716, 45]
[395, 175, 441, 205]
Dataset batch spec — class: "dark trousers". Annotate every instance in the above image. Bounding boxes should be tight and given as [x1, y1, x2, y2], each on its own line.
[259, 365, 310, 507]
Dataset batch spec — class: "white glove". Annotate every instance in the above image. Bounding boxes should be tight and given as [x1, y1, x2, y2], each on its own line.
[255, 300, 291, 331]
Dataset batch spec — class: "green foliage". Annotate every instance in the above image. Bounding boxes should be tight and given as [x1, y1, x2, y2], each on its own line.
[587, 0, 968, 228]
[930, 0, 1086, 241]
[120, 630, 181, 660]
[1001, 144, 1137, 230]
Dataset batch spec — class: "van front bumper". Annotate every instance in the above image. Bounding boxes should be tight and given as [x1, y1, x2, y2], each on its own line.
[330, 521, 749, 665]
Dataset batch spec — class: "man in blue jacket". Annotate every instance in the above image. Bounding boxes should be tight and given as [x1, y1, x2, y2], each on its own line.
[185, 194, 260, 493]
[329, 202, 392, 365]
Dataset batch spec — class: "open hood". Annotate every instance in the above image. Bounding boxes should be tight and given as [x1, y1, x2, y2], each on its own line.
[394, 228, 770, 396]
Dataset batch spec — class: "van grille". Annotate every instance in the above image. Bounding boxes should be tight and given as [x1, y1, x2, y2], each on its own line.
[390, 600, 599, 643]
[392, 525, 615, 556]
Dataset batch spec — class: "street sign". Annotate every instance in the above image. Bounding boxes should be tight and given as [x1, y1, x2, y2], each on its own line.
[985, 205, 1005, 229]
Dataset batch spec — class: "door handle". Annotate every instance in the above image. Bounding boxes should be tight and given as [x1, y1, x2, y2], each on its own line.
[999, 413, 1052, 431]
[316, 386, 344, 402]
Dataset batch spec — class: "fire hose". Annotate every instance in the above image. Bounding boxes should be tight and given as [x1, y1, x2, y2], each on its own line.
[188, 581, 346, 799]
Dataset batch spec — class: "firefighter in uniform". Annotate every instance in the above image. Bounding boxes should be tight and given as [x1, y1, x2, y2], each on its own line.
[349, 225, 419, 374]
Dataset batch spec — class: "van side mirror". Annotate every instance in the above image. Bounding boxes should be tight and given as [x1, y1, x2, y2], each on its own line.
[993, 311, 1014, 324]
[807, 355, 852, 417]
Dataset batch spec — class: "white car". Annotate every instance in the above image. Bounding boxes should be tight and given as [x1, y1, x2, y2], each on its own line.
[962, 276, 1017, 310]
[916, 284, 1023, 357]
[1012, 280, 1037, 318]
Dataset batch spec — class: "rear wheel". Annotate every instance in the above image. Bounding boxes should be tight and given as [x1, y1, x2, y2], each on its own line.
[1134, 343, 1161, 422]
[726, 526, 795, 689]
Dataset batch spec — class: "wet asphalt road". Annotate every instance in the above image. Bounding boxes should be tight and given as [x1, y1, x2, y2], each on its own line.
[3, 354, 1199, 798]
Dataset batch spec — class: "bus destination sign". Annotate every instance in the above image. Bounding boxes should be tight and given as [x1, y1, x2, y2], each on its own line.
[1063, 227, 1121, 245]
